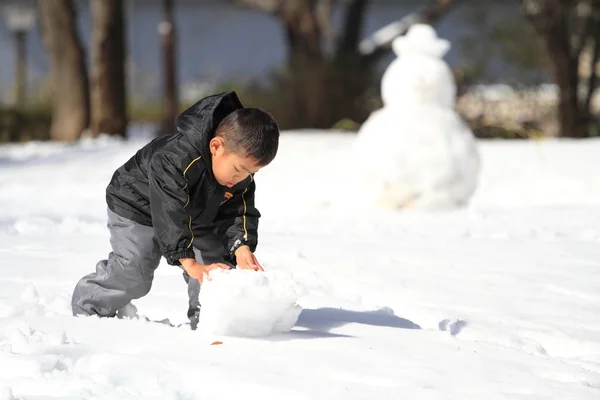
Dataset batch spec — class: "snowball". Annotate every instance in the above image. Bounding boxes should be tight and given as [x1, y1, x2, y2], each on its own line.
[20, 284, 39, 304]
[0, 303, 19, 318]
[116, 302, 139, 319]
[391, 24, 450, 59]
[45, 293, 73, 316]
[381, 55, 456, 108]
[198, 269, 304, 337]
[355, 105, 480, 209]
[0, 387, 15, 400]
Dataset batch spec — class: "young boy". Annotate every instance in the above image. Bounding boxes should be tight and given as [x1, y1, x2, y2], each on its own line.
[71, 91, 279, 329]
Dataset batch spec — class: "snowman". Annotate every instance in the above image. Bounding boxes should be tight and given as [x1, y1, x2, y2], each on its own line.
[355, 24, 480, 209]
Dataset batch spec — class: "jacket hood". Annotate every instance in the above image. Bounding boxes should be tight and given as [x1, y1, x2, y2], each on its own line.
[175, 91, 244, 177]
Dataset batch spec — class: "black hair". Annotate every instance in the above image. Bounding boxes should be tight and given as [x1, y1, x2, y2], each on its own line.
[215, 108, 280, 166]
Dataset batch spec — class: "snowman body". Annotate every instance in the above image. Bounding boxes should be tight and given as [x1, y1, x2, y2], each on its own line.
[355, 24, 480, 209]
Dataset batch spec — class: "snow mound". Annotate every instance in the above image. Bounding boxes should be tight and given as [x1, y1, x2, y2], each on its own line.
[198, 269, 304, 337]
[0, 388, 15, 400]
[20, 284, 39, 304]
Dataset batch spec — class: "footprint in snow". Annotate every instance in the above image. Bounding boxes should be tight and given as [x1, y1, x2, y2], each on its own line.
[438, 319, 468, 336]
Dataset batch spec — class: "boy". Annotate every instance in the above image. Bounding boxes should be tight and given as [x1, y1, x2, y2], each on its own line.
[71, 91, 279, 329]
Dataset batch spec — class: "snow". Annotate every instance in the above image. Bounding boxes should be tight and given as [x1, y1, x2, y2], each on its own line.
[356, 24, 480, 209]
[382, 25, 455, 108]
[198, 269, 304, 337]
[354, 105, 480, 208]
[1, 130, 600, 398]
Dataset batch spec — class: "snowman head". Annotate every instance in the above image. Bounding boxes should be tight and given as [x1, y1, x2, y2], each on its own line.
[381, 24, 455, 108]
[392, 24, 450, 59]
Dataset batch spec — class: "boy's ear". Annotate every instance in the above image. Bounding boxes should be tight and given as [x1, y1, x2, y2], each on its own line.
[209, 137, 225, 156]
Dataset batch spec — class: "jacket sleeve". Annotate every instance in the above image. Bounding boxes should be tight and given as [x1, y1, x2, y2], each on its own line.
[215, 175, 261, 263]
[148, 151, 196, 265]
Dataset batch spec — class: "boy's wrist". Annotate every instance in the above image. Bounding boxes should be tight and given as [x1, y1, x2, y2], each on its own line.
[179, 257, 197, 269]
[229, 238, 250, 258]
[234, 245, 251, 257]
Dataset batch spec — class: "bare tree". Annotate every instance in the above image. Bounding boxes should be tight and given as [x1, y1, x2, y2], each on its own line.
[523, 0, 600, 138]
[37, 0, 89, 141]
[160, 0, 178, 135]
[90, 0, 127, 137]
[236, 0, 459, 63]
[233, 0, 459, 129]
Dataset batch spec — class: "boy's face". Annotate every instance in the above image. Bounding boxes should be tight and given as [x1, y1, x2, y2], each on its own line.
[209, 137, 262, 188]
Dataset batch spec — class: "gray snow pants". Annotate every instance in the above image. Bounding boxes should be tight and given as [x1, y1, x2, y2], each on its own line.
[71, 208, 233, 322]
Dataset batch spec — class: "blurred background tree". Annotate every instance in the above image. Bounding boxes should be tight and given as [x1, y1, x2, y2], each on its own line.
[90, 0, 127, 138]
[232, 0, 459, 129]
[0, 0, 598, 142]
[159, 0, 178, 135]
[37, 0, 89, 141]
[522, 0, 600, 138]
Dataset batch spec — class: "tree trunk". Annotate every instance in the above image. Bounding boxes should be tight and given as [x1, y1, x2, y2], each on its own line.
[523, 0, 589, 138]
[37, 0, 89, 141]
[555, 60, 585, 138]
[160, 0, 178, 135]
[280, 1, 323, 66]
[278, 1, 329, 127]
[90, 0, 127, 137]
[544, 2, 586, 138]
[335, 0, 367, 63]
[547, 37, 585, 138]
[584, 3, 600, 120]
[14, 30, 27, 106]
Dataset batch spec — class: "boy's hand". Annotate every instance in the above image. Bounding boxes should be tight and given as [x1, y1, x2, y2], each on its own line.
[234, 246, 264, 271]
[180, 258, 230, 283]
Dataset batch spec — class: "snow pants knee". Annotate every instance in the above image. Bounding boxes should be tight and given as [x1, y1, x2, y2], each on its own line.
[71, 208, 231, 318]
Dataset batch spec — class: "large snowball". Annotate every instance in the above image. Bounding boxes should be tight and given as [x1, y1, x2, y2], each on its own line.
[381, 55, 456, 109]
[198, 269, 304, 337]
[355, 104, 480, 209]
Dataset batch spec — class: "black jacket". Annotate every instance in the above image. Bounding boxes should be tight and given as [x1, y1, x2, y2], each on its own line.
[106, 91, 260, 266]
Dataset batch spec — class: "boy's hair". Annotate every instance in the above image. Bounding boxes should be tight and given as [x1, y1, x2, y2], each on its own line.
[215, 108, 279, 166]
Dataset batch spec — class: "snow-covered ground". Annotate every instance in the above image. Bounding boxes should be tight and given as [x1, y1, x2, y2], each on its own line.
[1, 131, 599, 399]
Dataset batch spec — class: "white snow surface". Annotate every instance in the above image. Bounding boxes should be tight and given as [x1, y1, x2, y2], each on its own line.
[1, 131, 600, 399]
